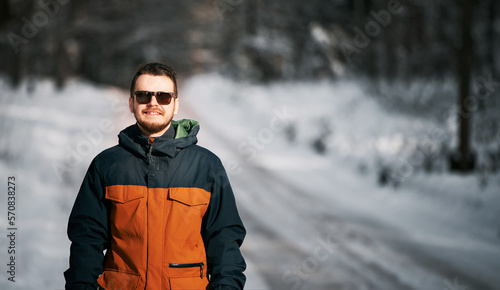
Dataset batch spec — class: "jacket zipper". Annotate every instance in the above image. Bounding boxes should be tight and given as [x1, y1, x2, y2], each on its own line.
[146, 138, 154, 287]
[147, 138, 161, 170]
[147, 138, 154, 165]
[169, 262, 204, 278]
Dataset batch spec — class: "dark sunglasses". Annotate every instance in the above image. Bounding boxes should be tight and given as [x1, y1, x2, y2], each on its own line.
[133, 91, 176, 105]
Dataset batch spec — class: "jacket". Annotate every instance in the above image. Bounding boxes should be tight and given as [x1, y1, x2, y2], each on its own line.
[64, 119, 246, 290]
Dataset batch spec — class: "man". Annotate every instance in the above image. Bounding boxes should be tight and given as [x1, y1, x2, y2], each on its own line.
[64, 63, 246, 290]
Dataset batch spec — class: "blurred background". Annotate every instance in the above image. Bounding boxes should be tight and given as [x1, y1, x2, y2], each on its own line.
[1, 0, 500, 289]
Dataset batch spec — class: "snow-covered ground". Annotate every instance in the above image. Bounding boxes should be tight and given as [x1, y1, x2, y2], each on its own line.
[0, 75, 499, 289]
[181, 75, 500, 290]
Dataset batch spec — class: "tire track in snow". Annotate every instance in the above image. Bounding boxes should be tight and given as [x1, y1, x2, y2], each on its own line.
[233, 166, 417, 290]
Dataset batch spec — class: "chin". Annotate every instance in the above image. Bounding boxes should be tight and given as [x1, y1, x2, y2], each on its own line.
[138, 119, 170, 135]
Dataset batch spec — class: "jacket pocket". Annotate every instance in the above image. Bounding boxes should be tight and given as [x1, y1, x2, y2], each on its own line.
[168, 263, 209, 290]
[167, 187, 210, 242]
[97, 269, 141, 290]
[105, 185, 146, 203]
[105, 185, 147, 238]
[169, 262, 205, 278]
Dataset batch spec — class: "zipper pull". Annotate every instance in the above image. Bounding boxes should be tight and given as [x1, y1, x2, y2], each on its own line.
[200, 263, 204, 279]
[147, 137, 154, 162]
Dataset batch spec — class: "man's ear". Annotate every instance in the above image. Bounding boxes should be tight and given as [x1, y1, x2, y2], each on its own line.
[129, 97, 134, 113]
[173, 97, 179, 115]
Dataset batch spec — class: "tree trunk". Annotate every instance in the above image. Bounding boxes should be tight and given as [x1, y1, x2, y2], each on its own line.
[245, 0, 257, 36]
[0, 0, 10, 27]
[456, 0, 475, 172]
[486, 0, 498, 77]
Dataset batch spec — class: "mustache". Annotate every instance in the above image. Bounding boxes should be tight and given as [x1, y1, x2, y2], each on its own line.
[136, 107, 165, 114]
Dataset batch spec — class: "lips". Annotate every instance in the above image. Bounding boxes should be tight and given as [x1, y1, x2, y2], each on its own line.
[144, 110, 163, 116]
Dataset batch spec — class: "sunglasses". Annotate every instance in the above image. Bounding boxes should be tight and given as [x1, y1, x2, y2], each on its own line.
[133, 91, 176, 105]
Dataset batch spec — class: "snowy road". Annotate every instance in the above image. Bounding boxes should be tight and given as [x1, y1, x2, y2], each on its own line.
[181, 76, 500, 290]
[199, 124, 500, 290]
[232, 164, 498, 290]
[194, 129, 498, 289]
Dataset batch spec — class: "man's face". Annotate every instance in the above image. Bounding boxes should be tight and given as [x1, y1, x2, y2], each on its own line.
[129, 74, 179, 137]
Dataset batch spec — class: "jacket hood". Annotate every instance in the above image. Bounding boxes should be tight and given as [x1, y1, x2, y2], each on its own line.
[118, 119, 199, 159]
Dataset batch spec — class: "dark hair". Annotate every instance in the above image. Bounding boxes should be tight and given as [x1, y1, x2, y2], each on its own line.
[130, 62, 178, 98]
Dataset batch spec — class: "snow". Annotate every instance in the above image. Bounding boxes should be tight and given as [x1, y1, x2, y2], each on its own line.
[1, 74, 499, 289]
[181, 74, 500, 289]
[0, 78, 131, 289]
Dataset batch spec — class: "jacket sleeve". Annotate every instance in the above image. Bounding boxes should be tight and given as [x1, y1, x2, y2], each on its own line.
[202, 160, 246, 290]
[64, 159, 109, 289]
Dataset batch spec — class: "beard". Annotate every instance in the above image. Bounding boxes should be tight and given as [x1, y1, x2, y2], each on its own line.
[133, 107, 173, 135]
[137, 119, 171, 135]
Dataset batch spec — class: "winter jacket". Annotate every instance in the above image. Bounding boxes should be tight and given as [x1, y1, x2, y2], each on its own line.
[64, 120, 246, 290]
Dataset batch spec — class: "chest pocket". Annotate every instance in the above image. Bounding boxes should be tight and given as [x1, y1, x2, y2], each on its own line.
[166, 187, 210, 242]
[105, 185, 147, 238]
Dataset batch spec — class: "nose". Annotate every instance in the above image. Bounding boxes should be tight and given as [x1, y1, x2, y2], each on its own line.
[148, 94, 160, 106]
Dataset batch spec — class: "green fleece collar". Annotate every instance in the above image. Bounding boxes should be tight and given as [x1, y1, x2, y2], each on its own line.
[172, 119, 199, 139]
